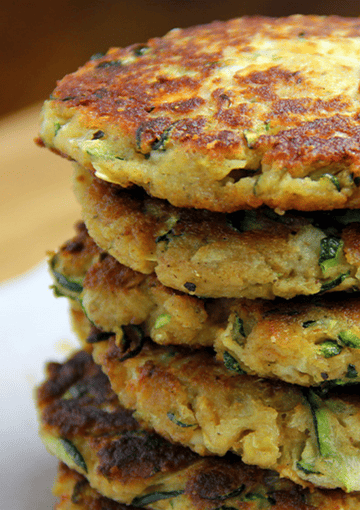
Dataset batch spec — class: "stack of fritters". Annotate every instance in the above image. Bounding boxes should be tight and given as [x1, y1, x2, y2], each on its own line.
[35, 15, 360, 509]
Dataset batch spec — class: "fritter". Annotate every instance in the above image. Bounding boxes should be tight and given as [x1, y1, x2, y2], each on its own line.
[37, 350, 197, 506]
[51, 224, 360, 387]
[37, 16, 360, 213]
[54, 462, 136, 510]
[37, 351, 360, 505]
[54, 462, 360, 510]
[92, 337, 360, 492]
[72, 164, 360, 299]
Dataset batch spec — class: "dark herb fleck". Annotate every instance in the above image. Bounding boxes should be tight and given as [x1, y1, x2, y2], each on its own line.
[184, 282, 196, 292]
[92, 130, 105, 140]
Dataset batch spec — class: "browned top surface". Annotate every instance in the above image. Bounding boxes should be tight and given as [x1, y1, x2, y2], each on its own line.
[43, 15, 360, 163]
[38, 351, 196, 481]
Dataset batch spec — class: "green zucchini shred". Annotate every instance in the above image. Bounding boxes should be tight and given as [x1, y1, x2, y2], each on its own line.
[321, 173, 341, 191]
[318, 340, 342, 358]
[51, 267, 83, 295]
[243, 129, 258, 148]
[296, 460, 321, 475]
[338, 330, 360, 349]
[304, 389, 360, 491]
[318, 236, 344, 273]
[204, 485, 245, 501]
[167, 412, 196, 428]
[307, 390, 333, 458]
[59, 438, 87, 473]
[223, 351, 246, 375]
[62, 382, 87, 400]
[132, 490, 184, 507]
[154, 313, 172, 330]
[233, 313, 246, 341]
[151, 123, 177, 151]
[319, 271, 350, 293]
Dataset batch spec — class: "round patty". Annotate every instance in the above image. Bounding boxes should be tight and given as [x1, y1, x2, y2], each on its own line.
[53, 462, 360, 510]
[71, 164, 360, 300]
[91, 337, 360, 492]
[51, 223, 360, 387]
[37, 16, 360, 212]
[37, 351, 344, 509]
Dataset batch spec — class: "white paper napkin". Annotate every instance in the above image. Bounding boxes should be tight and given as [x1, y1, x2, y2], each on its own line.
[0, 261, 78, 509]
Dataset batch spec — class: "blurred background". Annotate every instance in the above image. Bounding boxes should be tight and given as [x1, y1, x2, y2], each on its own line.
[1, 0, 360, 281]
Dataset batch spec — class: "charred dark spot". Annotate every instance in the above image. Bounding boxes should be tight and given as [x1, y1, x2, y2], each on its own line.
[98, 431, 196, 480]
[38, 351, 94, 404]
[38, 351, 138, 436]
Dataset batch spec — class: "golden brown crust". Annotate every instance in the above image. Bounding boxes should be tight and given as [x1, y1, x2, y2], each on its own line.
[51, 224, 360, 387]
[92, 338, 360, 491]
[72, 165, 360, 299]
[43, 357, 360, 509]
[39, 16, 360, 211]
[53, 462, 360, 510]
[37, 351, 201, 505]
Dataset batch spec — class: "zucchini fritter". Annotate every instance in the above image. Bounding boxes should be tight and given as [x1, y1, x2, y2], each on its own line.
[38, 16, 360, 212]
[72, 165, 360, 299]
[37, 351, 360, 507]
[51, 224, 360, 387]
[92, 337, 360, 492]
[54, 462, 360, 510]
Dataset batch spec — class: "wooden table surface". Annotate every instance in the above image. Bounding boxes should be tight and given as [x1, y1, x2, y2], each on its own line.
[0, 103, 81, 283]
